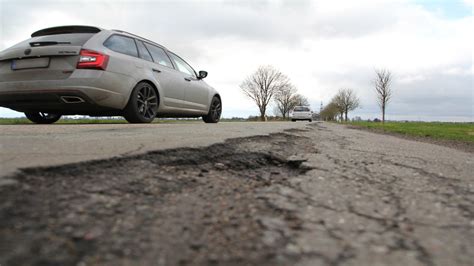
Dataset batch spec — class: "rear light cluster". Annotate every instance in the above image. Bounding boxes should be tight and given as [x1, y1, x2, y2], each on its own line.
[77, 49, 109, 70]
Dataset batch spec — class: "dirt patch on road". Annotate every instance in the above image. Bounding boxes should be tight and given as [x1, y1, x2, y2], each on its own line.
[0, 132, 315, 266]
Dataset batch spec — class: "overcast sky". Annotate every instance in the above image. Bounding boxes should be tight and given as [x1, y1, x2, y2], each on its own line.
[0, 0, 472, 121]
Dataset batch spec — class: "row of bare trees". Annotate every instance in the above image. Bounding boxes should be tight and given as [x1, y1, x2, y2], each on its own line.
[320, 69, 393, 122]
[241, 66, 393, 122]
[240, 65, 309, 121]
[320, 88, 360, 121]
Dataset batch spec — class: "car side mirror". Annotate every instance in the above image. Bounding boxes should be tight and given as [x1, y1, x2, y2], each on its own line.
[198, 70, 208, 79]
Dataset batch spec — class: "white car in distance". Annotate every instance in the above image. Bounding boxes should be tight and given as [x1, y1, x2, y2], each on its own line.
[290, 106, 312, 122]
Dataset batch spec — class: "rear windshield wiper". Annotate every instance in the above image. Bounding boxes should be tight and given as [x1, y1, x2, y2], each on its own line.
[29, 41, 71, 47]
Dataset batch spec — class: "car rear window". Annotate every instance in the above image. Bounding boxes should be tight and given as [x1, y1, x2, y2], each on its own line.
[294, 107, 310, 112]
[104, 35, 138, 57]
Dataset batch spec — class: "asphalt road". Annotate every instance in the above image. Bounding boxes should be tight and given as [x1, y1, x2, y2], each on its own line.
[0, 122, 307, 178]
[0, 122, 472, 266]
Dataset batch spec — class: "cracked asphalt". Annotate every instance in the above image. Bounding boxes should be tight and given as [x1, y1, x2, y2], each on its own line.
[0, 122, 472, 266]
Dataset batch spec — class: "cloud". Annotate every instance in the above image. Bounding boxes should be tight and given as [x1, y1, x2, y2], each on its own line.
[463, 0, 474, 7]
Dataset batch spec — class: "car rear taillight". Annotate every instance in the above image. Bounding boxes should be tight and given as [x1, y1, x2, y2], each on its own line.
[77, 49, 109, 70]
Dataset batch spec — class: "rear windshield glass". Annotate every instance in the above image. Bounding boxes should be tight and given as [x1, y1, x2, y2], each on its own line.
[12, 33, 96, 48]
[294, 107, 310, 112]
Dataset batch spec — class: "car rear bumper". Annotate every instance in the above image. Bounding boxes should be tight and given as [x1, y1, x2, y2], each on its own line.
[0, 90, 121, 115]
[0, 69, 133, 114]
[291, 116, 312, 120]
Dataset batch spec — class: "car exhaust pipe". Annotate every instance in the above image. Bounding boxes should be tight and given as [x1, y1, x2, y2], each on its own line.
[61, 96, 85, 104]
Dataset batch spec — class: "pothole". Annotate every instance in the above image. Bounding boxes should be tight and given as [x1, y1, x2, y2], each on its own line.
[0, 133, 316, 266]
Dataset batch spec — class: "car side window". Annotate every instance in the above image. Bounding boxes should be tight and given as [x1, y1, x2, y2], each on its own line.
[144, 43, 173, 68]
[136, 40, 153, 62]
[169, 53, 196, 77]
[103, 35, 138, 57]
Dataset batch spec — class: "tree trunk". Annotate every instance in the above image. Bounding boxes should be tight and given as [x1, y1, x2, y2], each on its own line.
[344, 111, 348, 122]
[382, 102, 385, 123]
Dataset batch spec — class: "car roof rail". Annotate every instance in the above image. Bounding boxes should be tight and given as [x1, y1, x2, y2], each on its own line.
[111, 29, 167, 50]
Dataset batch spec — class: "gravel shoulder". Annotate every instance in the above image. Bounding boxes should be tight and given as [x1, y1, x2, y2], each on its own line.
[0, 122, 472, 266]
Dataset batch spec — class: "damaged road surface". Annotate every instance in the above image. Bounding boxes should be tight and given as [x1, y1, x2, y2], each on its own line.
[0, 122, 473, 266]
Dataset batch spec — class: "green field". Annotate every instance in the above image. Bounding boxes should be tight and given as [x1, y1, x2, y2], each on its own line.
[350, 121, 474, 143]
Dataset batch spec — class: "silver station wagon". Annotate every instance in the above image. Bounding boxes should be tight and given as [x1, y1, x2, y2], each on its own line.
[0, 25, 222, 124]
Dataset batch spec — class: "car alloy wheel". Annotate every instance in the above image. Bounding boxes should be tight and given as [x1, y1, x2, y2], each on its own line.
[137, 84, 158, 120]
[123, 82, 159, 123]
[24, 111, 62, 124]
[203, 97, 221, 123]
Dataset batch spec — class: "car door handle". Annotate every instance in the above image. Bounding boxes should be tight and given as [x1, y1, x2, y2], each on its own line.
[184, 77, 191, 82]
[152, 68, 161, 73]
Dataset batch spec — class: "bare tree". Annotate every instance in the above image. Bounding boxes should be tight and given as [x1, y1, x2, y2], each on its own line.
[342, 89, 360, 121]
[292, 94, 310, 106]
[274, 84, 297, 119]
[240, 65, 291, 121]
[332, 93, 345, 121]
[274, 88, 311, 119]
[374, 69, 393, 123]
[332, 89, 360, 122]
[320, 101, 339, 121]
[272, 105, 283, 117]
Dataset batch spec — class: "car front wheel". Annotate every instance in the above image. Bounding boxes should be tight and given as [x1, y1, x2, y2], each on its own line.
[202, 96, 221, 123]
[25, 112, 61, 124]
[123, 82, 159, 123]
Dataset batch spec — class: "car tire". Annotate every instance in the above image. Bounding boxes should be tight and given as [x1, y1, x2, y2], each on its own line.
[309, 119, 312, 122]
[292, 119, 296, 122]
[25, 112, 61, 124]
[202, 96, 222, 123]
[123, 82, 159, 123]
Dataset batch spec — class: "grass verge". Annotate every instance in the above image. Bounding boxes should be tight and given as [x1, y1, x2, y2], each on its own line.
[349, 121, 474, 143]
